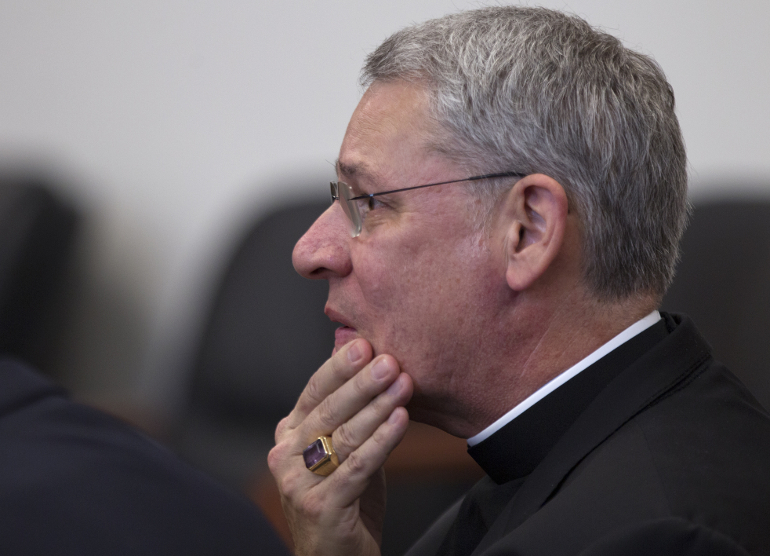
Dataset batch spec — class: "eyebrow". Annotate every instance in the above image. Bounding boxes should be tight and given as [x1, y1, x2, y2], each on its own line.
[334, 159, 382, 191]
[335, 159, 364, 178]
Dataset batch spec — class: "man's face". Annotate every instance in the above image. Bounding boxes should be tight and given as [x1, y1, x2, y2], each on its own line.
[293, 80, 512, 426]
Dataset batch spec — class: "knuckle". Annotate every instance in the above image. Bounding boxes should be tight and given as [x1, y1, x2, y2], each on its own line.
[350, 370, 371, 396]
[316, 396, 336, 428]
[371, 389, 395, 413]
[303, 374, 325, 407]
[371, 424, 391, 447]
[266, 444, 283, 474]
[344, 449, 367, 476]
[331, 353, 366, 388]
[267, 440, 293, 476]
[333, 422, 356, 455]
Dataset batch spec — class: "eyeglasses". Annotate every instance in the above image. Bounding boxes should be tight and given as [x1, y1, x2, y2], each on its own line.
[330, 171, 525, 237]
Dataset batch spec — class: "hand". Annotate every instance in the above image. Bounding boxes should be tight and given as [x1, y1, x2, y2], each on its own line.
[268, 339, 414, 556]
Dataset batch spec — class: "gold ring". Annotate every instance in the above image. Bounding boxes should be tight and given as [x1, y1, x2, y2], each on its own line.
[303, 436, 339, 476]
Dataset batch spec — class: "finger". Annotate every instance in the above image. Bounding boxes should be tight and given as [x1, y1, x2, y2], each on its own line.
[282, 339, 372, 434]
[271, 355, 405, 507]
[331, 371, 413, 462]
[323, 406, 411, 506]
[299, 354, 401, 447]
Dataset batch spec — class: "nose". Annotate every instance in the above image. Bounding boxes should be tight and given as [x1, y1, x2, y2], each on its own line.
[293, 204, 353, 279]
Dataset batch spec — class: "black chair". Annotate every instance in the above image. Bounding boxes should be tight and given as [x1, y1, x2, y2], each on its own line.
[662, 198, 770, 411]
[0, 175, 79, 373]
[174, 199, 337, 489]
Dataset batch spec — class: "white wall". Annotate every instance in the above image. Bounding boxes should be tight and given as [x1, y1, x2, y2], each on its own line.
[1, 1, 768, 420]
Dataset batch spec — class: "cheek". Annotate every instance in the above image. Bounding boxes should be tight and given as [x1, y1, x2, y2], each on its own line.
[356, 232, 451, 305]
[352, 245, 417, 310]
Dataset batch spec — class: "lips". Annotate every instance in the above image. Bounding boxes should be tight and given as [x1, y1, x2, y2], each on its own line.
[325, 306, 359, 351]
[333, 326, 359, 351]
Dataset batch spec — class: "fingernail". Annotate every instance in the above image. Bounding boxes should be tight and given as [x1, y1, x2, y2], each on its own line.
[386, 377, 403, 396]
[371, 357, 392, 380]
[347, 341, 362, 363]
[388, 408, 403, 424]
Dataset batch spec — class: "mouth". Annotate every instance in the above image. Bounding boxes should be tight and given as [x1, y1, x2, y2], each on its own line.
[325, 306, 359, 352]
[333, 326, 359, 352]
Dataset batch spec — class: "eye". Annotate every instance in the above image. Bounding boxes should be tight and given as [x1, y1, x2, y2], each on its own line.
[367, 196, 386, 211]
[353, 195, 388, 223]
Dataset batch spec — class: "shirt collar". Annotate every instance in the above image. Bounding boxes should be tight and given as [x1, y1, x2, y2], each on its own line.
[466, 310, 669, 484]
[467, 310, 661, 447]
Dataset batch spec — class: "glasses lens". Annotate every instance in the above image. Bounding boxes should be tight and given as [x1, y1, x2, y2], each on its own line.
[329, 182, 338, 204]
[336, 182, 362, 237]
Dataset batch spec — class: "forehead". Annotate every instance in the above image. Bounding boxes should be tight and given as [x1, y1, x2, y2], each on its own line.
[337, 80, 442, 187]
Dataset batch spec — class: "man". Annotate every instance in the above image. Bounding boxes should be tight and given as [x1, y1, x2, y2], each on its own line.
[269, 6, 770, 555]
[0, 357, 290, 555]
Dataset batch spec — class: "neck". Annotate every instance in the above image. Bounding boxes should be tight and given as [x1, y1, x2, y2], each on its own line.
[412, 288, 658, 438]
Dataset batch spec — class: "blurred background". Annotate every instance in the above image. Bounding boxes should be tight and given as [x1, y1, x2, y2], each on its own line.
[1, 1, 769, 553]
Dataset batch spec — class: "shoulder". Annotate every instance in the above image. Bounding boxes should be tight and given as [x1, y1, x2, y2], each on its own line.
[0, 358, 289, 556]
[577, 517, 751, 556]
[495, 317, 770, 555]
[557, 353, 770, 554]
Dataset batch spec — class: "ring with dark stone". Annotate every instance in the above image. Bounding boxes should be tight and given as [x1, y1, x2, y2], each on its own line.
[303, 436, 339, 476]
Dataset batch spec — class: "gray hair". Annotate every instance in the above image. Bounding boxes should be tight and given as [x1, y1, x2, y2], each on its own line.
[361, 6, 688, 301]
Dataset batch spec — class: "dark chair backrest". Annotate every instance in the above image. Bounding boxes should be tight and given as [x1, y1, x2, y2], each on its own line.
[189, 199, 336, 423]
[0, 176, 78, 371]
[662, 199, 770, 411]
[175, 199, 337, 486]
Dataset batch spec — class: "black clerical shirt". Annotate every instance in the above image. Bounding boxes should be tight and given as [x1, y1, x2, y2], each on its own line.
[436, 319, 670, 556]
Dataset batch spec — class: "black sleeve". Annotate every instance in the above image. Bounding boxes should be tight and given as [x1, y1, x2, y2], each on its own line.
[577, 518, 751, 556]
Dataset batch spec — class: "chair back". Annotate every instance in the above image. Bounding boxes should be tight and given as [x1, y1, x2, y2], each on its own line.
[662, 199, 770, 410]
[176, 199, 336, 485]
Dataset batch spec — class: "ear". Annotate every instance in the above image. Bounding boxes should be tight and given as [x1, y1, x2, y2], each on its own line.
[500, 174, 569, 292]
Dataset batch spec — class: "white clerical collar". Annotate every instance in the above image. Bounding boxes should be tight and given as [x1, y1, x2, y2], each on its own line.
[466, 310, 661, 447]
